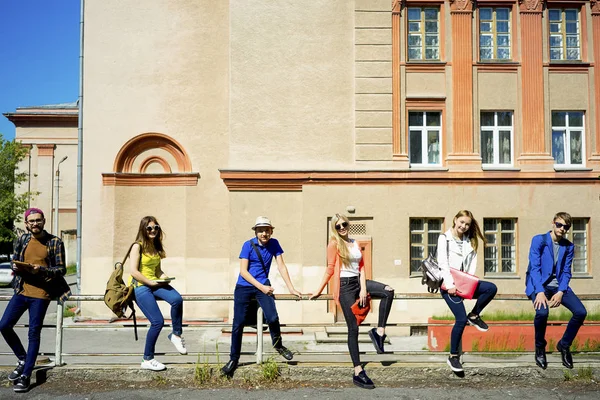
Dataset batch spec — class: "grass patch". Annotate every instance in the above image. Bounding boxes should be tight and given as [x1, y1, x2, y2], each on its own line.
[432, 308, 600, 321]
[66, 263, 77, 276]
[565, 366, 594, 382]
[259, 357, 280, 382]
[576, 366, 594, 381]
[62, 303, 77, 318]
[473, 334, 526, 352]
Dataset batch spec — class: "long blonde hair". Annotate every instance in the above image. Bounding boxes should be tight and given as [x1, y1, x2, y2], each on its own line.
[452, 210, 486, 252]
[330, 213, 351, 267]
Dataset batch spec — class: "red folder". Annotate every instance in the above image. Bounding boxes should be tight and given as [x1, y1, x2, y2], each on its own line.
[441, 269, 479, 299]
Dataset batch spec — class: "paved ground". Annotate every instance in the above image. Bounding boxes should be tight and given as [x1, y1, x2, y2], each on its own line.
[1, 277, 599, 398]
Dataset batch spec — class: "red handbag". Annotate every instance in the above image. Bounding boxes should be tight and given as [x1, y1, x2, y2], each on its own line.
[350, 295, 371, 325]
[441, 269, 479, 299]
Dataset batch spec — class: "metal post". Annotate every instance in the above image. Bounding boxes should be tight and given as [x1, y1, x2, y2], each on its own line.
[53, 156, 68, 236]
[256, 307, 263, 364]
[55, 301, 64, 366]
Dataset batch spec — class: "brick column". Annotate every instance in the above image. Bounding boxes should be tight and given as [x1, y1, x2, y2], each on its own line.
[590, 0, 600, 170]
[392, 0, 408, 164]
[517, 0, 555, 170]
[446, 0, 481, 170]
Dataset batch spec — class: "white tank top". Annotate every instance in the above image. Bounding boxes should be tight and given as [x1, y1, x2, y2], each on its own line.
[340, 240, 362, 277]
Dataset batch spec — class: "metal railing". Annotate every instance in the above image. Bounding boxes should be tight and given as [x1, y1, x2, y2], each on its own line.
[1, 293, 600, 366]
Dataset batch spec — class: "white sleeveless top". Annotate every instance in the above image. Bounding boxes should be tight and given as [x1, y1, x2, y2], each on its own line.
[340, 240, 362, 277]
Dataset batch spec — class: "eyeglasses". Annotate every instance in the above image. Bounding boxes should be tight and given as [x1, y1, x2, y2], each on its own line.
[554, 222, 571, 231]
[146, 225, 160, 232]
[26, 219, 44, 225]
[335, 221, 349, 231]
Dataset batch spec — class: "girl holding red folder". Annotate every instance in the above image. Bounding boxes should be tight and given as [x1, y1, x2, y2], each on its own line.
[310, 213, 394, 389]
[437, 210, 497, 373]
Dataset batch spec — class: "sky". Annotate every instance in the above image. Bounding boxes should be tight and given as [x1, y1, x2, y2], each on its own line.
[0, 0, 80, 141]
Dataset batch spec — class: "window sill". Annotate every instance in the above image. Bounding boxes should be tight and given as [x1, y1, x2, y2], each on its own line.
[482, 166, 521, 172]
[483, 274, 521, 279]
[554, 166, 592, 172]
[409, 166, 448, 171]
[476, 61, 519, 65]
[572, 274, 593, 279]
[547, 62, 591, 72]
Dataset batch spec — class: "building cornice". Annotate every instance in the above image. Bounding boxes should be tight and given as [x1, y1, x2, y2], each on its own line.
[220, 170, 600, 191]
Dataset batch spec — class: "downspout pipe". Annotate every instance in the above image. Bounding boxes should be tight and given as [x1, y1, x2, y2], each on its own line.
[76, 0, 85, 303]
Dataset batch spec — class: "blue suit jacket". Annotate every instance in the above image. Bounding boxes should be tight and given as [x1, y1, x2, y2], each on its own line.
[525, 232, 574, 297]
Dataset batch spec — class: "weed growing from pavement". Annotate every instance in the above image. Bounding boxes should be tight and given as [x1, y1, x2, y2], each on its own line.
[576, 366, 594, 381]
[564, 370, 573, 381]
[152, 375, 168, 386]
[259, 357, 280, 382]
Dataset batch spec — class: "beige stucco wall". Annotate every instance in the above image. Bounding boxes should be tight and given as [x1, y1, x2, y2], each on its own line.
[77, 0, 600, 326]
[228, 0, 356, 169]
[81, 0, 230, 317]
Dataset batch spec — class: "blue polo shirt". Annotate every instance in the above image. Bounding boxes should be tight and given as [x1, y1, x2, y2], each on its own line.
[236, 237, 284, 287]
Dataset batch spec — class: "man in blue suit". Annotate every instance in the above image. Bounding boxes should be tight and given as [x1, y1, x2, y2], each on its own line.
[525, 212, 587, 369]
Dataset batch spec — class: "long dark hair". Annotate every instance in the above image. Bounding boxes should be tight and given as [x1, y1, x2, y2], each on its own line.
[135, 216, 166, 258]
[452, 210, 486, 252]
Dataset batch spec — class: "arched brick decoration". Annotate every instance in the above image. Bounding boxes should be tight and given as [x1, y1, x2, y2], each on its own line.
[113, 132, 192, 173]
[139, 156, 172, 173]
[102, 132, 199, 186]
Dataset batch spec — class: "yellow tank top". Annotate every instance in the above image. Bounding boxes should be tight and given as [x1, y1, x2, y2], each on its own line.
[129, 249, 161, 287]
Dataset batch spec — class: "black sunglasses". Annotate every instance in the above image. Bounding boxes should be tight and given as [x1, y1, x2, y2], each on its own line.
[554, 222, 571, 231]
[335, 221, 349, 231]
[146, 225, 160, 232]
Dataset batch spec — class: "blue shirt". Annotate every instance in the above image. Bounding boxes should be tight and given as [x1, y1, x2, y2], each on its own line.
[236, 237, 284, 287]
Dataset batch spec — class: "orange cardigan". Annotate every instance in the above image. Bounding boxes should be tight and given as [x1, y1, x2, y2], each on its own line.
[324, 239, 364, 306]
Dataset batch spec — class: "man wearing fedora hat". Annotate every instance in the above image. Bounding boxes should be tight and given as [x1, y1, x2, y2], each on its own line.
[221, 216, 302, 376]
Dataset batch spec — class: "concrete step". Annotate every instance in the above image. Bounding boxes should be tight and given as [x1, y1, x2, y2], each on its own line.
[221, 326, 303, 335]
[315, 327, 392, 344]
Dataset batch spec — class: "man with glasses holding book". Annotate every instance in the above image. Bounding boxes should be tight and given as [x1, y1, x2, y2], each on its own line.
[0, 208, 71, 392]
[526, 212, 587, 370]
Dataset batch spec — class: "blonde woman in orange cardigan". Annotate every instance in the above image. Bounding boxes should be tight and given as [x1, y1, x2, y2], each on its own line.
[310, 213, 394, 389]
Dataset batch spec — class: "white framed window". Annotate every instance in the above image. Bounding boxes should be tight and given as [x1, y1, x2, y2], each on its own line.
[479, 7, 511, 61]
[407, 7, 440, 61]
[569, 218, 589, 274]
[410, 218, 444, 275]
[552, 111, 585, 167]
[409, 111, 442, 166]
[483, 218, 517, 274]
[549, 8, 581, 61]
[480, 111, 513, 166]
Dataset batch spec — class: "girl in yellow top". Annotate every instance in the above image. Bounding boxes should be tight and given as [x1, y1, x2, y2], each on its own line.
[129, 216, 186, 371]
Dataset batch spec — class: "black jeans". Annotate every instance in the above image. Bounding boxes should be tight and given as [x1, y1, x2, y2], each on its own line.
[339, 276, 394, 367]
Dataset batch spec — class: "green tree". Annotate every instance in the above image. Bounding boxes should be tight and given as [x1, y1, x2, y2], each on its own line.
[0, 134, 34, 246]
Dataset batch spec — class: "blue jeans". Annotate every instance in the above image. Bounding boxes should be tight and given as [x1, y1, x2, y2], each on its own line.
[0, 294, 51, 377]
[229, 282, 282, 362]
[134, 285, 183, 360]
[529, 287, 587, 349]
[441, 280, 497, 355]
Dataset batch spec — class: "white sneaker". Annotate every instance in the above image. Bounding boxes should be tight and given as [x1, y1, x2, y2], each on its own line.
[141, 358, 166, 371]
[169, 333, 187, 355]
